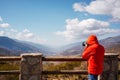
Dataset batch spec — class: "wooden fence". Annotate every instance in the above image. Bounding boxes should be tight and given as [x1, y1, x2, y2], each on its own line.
[0, 53, 119, 80]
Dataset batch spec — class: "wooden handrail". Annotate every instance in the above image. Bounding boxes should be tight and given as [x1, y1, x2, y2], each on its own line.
[42, 57, 86, 61]
[42, 70, 88, 74]
[0, 70, 20, 75]
[0, 56, 86, 61]
[0, 57, 21, 75]
[0, 56, 21, 61]
[1, 70, 120, 75]
[0, 56, 120, 76]
[1, 56, 120, 61]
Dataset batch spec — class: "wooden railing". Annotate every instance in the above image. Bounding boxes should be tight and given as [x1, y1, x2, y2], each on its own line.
[0, 56, 87, 75]
[0, 53, 119, 80]
[42, 57, 87, 75]
[0, 56, 20, 75]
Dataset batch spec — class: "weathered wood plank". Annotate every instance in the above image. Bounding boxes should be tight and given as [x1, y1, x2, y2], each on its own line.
[42, 70, 88, 74]
[42, 57, 86, 61]
[0, 70, 20, 75]
[0, 57, 21, 61]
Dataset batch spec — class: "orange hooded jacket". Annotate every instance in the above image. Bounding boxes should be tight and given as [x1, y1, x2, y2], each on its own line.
[82, 35, 105, 75]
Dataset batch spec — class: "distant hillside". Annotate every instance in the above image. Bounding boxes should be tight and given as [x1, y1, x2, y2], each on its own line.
[20, 41, 56, 56]
[0, 36, 54, 56]
[57, 42, 83, 56]
[0, 47, 15, 56]
[100, 35, 120, 47]
[105, 44, 120, 55]
[58, 35, 120, 56]
[100, 35, 120, 55]
[0, 35, 120, 56]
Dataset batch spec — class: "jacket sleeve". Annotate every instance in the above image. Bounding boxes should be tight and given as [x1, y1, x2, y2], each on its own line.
[82, 46, 96, 60]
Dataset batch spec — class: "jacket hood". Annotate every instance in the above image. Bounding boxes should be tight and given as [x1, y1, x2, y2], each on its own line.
[86, 35, 98, 45]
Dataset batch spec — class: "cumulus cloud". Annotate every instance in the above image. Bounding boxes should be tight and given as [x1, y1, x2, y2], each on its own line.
[0, 16, 10, 28]
[23, 28, 30, 33]
[73, 0, 120, 22]
[0, 27, 47, 44]
[0, 16, 2, 22]
[0, 31, 5, 36]
[29, 35, 47, 44]
[16, 29, 34, 40]
[0, 16, 47, 44]
[0, 23, 10, 28]
[56, 18, 119, 41]
[14, 28, 47, 44]
[10, 28, 18, 33]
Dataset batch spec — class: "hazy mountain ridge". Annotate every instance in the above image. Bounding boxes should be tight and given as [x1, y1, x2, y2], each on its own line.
[100, 35, 120, 55]
[0, 35, 120, 56]
[58, 35, 120, 56]
[0, 47, 15, 56]
[20, 41, 56, 56]
[57, 42, 83, 56]
[0, 36, 54, 56]
[99, 35, 120, 47]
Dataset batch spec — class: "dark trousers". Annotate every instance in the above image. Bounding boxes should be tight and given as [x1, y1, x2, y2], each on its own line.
[88, 74, 98, 80]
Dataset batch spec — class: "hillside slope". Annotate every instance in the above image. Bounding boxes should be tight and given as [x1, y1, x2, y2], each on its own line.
[0, 36, 54, 56]
[100, 35, 120, 55]
[58, 35, 120, 56]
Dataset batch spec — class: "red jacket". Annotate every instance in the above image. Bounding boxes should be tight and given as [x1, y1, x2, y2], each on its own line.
[82, 35, 105, 75]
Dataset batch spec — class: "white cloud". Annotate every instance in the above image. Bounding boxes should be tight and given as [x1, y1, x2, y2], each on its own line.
[0, 16, 3, 22]
[10, 28, 18, 33]
[73, 2, 86, 12]
[0, 16, 10, 28]
[0, 26, 47, 44]
[73, 0, 120, 22]
[24, 33, 34, 38]
[16, 29, 34, 40]
[14, 29, 47, 44]
[56, 18, 119, 41]
[0, 23, 10, 28]
[0, 31, 5, 36]
[16, 28, 33, 39]
[23, 28, 30, 33]
[29, 35, 47, 44]
[0, 16, 47, 44]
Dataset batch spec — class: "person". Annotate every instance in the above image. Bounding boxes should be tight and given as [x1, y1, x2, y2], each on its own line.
[82, 35, 105, 80]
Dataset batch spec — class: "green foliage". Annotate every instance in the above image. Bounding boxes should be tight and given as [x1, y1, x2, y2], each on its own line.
[0, 75, 19, 80]
[0, 61, 20, 80]
[43, 61, 81, 71]
[43, 74, 88, 80]
[43, 61, 88, 79]
[0, 61, 20, 70]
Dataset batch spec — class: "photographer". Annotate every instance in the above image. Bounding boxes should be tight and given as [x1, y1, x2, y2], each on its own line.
[82, 35, 105, 80]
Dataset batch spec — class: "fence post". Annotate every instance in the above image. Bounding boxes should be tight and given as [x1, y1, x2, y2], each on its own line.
[99, 53, 119, 80]
[20, 53, 42, 80]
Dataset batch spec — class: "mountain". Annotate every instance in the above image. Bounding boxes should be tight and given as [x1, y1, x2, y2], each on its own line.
[19, 41, 56, 56]
[0, 47, 15, 56]
[57, 42, 83, 56]
[99, 35, 120, 47]
[0, 36, 54, 56]
[100, 35, 120, 55]
[0, 35, 120, 56]
[58, 35, 120, 56]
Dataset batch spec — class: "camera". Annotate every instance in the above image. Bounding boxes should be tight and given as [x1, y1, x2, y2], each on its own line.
[82, 42, 89, 46]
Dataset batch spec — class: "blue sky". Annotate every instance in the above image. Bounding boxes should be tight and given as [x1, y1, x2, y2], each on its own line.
[0, 0, 120, 47]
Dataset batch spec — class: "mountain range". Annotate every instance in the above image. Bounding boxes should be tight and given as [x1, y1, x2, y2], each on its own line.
[0, 36, 54, 56]
[0, 35, 120, 56]
[58, 35, 120, 56]
[100, 35, 120, 55]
